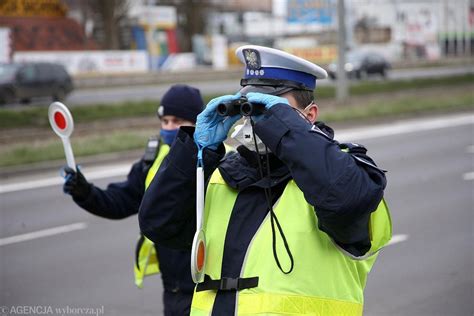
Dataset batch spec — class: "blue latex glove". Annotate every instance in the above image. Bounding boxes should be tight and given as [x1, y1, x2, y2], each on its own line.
[246, 92, 289, 110]
[194, 94, 242, 152]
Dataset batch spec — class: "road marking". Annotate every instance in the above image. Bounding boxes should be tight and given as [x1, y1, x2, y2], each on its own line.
[1, 113, 473, 194]
[387, 234, 409, 246]
[466, 145, 474, 154]
[463, 172, 474, 181]
[0, 164, 131, 194]
[337, 113, 473, 142]
[0, 222, 87, 246]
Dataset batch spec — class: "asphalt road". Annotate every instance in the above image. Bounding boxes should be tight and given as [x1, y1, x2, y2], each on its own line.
[0, 112, 473, 315]
[65, 65, 473, 105]
[4, 65, 471, 109]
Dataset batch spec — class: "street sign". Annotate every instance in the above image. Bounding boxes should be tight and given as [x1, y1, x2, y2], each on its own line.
[48, 102, 76, 170]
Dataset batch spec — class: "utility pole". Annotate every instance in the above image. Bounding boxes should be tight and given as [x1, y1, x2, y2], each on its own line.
[336, 0, 348, 102]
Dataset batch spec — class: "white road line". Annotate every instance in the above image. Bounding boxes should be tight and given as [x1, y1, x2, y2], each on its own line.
[1, 113, 473, 194]
[0, 164, 131, 194]
[463, 172, 474, 181]
[387, 234, 409, 246]
[0, 222, 88, 246]
[337, 113, 473, 142]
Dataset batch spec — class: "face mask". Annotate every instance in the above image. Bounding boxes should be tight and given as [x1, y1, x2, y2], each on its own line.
[160, 128, 179, 145]
[231, 118, 269, 153]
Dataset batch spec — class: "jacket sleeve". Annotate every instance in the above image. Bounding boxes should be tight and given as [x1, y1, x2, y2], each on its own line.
[73, 159, 147, 219]
[139, 126, 224, 249]
[254, 104, 387, 254]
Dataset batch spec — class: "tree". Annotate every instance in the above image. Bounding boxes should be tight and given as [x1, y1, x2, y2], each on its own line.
[157, 0, 211, 52]
[88, 0, 129, 50]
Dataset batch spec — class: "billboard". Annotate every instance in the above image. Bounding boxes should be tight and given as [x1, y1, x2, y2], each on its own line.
[287, 0, 334, 25]
[13, 51, 149, 75]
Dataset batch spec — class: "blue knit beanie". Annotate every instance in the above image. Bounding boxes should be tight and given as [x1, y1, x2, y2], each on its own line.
[157, 84, 204, 123]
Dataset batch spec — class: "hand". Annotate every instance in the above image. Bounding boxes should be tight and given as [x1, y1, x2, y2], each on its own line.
[246, 92, 289, 110]
[194, 94, 242, 151]
[62, 166, 92, 201]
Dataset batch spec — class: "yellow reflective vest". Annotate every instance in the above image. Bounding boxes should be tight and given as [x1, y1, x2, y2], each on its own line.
[133, 143, 170, 288]
[191, 169, 392, 315]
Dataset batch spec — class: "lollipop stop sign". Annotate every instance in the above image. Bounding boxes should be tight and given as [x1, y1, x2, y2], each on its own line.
[48, 102, 76, 170]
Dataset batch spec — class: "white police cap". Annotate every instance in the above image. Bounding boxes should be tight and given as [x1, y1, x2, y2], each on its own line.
[236, 45, 328, 95]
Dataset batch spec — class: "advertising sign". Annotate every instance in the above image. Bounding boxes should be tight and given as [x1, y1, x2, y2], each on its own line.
[14, 51, 149, 75]
[287, 0, 334, 25]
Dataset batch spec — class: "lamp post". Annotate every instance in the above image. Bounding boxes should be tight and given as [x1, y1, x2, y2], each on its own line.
[336, 0, 349, 102]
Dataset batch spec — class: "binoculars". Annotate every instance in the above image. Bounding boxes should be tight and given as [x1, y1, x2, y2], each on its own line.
[216, 97, 265, 117]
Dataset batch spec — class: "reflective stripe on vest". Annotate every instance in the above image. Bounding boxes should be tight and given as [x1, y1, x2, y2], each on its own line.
[134, 143, 170, 288]
[191, 169, 391, 315]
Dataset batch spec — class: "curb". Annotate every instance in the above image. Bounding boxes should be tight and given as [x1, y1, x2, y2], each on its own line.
[72, 58, 473, 90]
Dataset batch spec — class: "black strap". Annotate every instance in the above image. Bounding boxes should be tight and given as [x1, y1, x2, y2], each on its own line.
[135, 234, 145, 270]
[196, 275, 259, 292]
[250, 119, 294, 275]
[240, 78, 312, 91]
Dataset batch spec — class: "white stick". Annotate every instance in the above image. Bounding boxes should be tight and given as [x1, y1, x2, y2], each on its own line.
[61, 136, 76, 170]
[196, 167, 204, 230]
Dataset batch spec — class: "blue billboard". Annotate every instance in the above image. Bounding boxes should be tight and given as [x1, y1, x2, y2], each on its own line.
[287, 0, 334, 25]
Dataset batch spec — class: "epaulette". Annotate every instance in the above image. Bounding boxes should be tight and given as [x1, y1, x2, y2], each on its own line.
[339, 142, 387, 173]
[339, 142, 367, 155]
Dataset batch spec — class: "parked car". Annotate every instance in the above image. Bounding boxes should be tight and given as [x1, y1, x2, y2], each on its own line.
[327, 51, 391, 80]
[0, 62, 74, 105]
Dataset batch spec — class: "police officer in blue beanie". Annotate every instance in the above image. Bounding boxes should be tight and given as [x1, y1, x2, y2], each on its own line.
[139, 46, 391, 315]
[62, 84, 203, 315]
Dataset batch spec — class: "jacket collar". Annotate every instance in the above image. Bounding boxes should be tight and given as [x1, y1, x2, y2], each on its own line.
[218, 122, 333, 191]
[218, 146, 290, 191]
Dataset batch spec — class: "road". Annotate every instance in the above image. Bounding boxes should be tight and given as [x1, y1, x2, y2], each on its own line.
[1, 112, 473, 315]
[65, 65, 473, 105]
[5, 65, 474, 109]
[4, 65, 470, 109]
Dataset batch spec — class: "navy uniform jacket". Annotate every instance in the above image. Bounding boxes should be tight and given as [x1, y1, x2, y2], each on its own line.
[73, 155, 195, 294]
[138, 104, 387, 313]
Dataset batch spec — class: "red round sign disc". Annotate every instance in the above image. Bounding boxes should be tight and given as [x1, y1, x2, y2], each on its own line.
[54, 111, 67, 130]
[197, 240, 205, 271]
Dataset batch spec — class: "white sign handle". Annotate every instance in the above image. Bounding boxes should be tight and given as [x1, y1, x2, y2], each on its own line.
[61, 136, 76, 170]
[196, 167, 204, 230]
[190, 166, 206, 283]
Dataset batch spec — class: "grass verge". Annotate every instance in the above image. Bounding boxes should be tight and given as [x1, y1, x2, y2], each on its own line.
[0, 74, 472, 130]
[0, 88, 472, 168]
[0, 129, 154, 167]
[320, 90, 473, 122]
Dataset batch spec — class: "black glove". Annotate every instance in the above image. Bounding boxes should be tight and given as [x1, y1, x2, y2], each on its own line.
[62, 166, 92, 201]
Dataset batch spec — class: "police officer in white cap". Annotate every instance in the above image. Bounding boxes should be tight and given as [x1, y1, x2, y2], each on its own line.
[139, 45, 391, 315]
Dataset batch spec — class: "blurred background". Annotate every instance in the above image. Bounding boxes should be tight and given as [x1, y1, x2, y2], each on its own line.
[0, 0, 473, 315]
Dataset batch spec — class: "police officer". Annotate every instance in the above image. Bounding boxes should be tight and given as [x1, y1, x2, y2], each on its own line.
[139, 46, 391, 315]
[62, 84, 203, 316]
